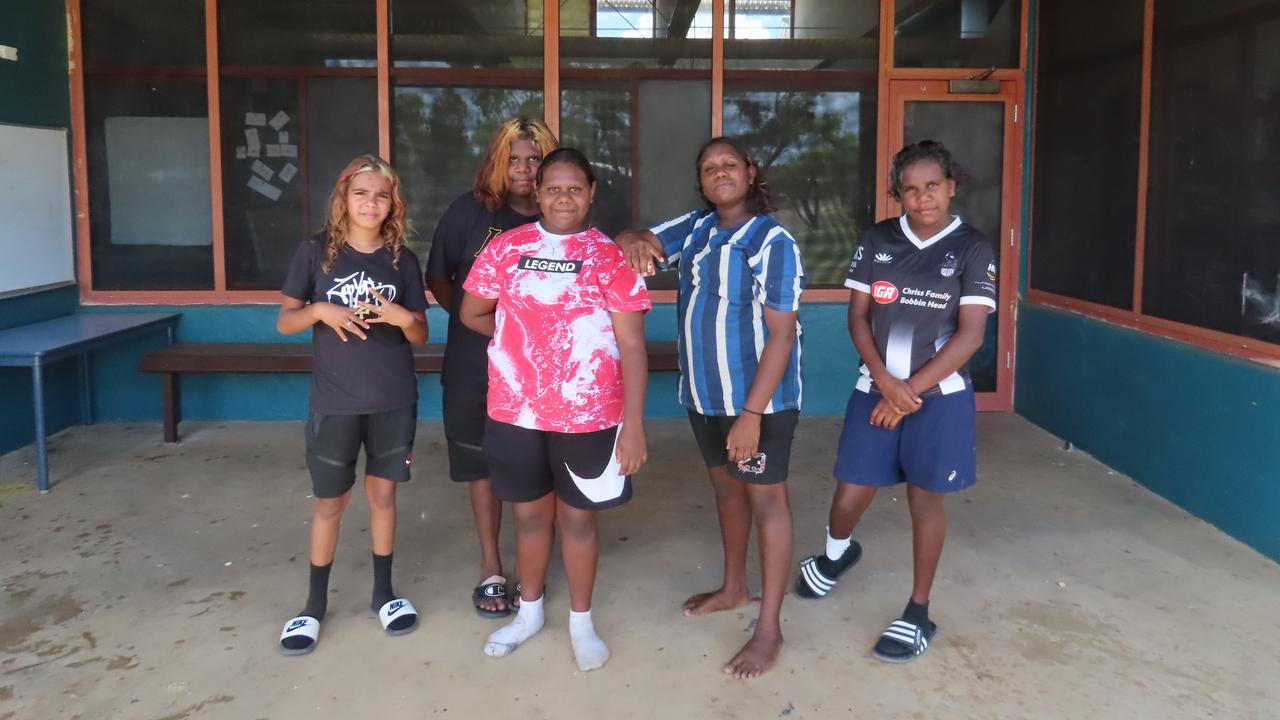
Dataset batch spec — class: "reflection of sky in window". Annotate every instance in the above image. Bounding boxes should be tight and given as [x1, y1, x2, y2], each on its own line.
[734, 12, 789, 39]
[595, 3, 713, 38]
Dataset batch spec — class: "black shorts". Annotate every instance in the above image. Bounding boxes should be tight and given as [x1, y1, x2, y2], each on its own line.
[442, 382, 488, 483]
[483, 419, 633, 511]
[305, 406, 417, 499]
[686, 409, 799, 485]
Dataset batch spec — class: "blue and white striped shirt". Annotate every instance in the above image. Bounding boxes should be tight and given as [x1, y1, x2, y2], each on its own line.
[650, 209, 806, 416]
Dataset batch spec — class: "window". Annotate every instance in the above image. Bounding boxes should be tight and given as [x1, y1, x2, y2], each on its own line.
[218, 0, 379, 291]
[560, 0, 714, 293]
[82, 0, 212, 290]
[894, 0, 1021, 69]
[1144, 0, 1280, 344]
[391, 0, 544, 259]
[725, 1, 879, 286]
[1030, 0, 1142, 308]
[1029, 0, 1280, 358]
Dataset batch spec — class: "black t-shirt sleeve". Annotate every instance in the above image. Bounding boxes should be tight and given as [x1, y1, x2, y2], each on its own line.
[398, 249, 430, 312]
[282, 239, 317, 301]
[425, 193, 471, 282]
[959, 238, 998, 312]
[844, 230, 874, 293]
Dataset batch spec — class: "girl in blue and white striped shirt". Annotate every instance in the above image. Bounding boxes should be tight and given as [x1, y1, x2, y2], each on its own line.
[616, 136, 806, 680]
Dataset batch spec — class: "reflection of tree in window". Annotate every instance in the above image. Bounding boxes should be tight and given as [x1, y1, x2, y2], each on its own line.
[726, 91, 871, 285]
[393, 87, 542, 256]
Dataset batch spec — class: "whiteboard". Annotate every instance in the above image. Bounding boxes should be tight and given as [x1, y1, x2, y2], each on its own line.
[0, 123, 75, 296]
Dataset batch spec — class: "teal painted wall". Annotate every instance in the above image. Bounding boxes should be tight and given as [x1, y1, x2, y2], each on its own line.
[0, 0, 70, 129]
[0, 1, 77, 458]
[1015, 305, 1280, 561]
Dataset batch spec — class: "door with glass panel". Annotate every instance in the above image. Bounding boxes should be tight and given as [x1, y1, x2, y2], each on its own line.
[884, 80, 1020, 411]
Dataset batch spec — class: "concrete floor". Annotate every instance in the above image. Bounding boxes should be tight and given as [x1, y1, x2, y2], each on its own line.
[0, 415, 1277, 720]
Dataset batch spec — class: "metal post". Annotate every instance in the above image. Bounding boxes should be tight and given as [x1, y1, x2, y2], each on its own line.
[32, 361, 49, 493]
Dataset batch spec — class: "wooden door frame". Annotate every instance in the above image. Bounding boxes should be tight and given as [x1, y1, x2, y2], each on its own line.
[880, 79, 1023, 412]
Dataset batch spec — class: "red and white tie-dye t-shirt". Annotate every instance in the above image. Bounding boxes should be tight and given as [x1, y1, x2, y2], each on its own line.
[463, 222, 651, 433]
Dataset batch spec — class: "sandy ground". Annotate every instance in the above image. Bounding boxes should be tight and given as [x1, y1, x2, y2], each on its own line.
[1, 415, 1277, 720]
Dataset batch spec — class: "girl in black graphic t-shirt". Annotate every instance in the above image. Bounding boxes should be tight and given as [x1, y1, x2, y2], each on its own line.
[425, 117, 558, 618]
[795, 141, 997, 664]
[275, 155, 429, 655]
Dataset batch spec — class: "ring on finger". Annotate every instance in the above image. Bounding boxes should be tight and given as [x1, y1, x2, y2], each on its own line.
[344, 319, 353, 327]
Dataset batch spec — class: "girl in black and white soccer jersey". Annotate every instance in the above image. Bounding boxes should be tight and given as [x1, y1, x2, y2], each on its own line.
[795, 140, 997, 663]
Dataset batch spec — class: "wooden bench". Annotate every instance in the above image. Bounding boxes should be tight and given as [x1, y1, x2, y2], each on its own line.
[139, 341, 680, 443]
[1, 312, 179, 491]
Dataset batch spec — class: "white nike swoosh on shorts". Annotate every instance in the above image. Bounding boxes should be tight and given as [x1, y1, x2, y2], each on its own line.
[565, 426, 626, 503]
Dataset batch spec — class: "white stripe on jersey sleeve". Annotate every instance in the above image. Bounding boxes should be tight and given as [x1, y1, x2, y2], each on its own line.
[960, 296, 997, 311]
[845, 279, 871, 292]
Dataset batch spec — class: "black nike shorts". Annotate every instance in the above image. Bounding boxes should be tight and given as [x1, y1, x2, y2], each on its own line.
[686, 408, 799, 485]
[483, 419, 633, 511]
[305, 406, 417, 498]
[442, 382, 489, 483]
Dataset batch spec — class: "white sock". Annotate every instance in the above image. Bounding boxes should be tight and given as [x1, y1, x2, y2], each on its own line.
[825, 526, 852, 561]
[569, 609, 610, 671]
[484, 595, 544, 658]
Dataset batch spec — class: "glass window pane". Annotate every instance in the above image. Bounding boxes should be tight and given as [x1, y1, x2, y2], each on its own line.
[219, 0, 375, 67]
[82, 0, 213, 290]
[1143, 1, 1280, 344]
[727, 0, 879, 71]
[894, 0, 1020, 68]
[560, 1, 714, 290]
[219, 0, 378, 290]
[391, 0, 543, 68]
[723, 89, 878, 287]
[563, 0, 712, 68]
[1030, 0, 1142, 308]
[392, 86, 544, 260]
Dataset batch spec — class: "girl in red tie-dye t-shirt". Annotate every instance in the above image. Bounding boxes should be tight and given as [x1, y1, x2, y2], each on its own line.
[461, 148, 649, 672]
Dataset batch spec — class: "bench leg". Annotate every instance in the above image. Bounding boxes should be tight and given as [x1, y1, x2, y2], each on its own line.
[162, 372, 181, 443]
[79, 353, 94, 425]
[32, 363, 49, 493]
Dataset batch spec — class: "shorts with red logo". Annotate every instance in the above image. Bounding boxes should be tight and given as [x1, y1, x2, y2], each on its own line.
[305, 405, 417, 498]
[833, 388, 976, 494]
[483, 419, 633, 511]
[686, 409, 799, 485]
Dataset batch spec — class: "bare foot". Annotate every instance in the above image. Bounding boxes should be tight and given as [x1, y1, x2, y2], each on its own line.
[723, 630, 784, 679]
[682, 587, 756, 617]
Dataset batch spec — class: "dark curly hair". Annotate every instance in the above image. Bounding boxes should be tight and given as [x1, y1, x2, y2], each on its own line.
[888, 140, 967, 201]
[536, 147, 596, 187]
[695, 136, 776, 216]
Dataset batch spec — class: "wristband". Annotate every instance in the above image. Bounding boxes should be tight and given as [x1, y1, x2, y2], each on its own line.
[741, 407, 762, 416]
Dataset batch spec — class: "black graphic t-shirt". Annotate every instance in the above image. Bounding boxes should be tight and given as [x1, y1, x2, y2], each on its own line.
[845, 216, 997, 395]
[282, 233, 429, 414]
[425, 191, 538, 390]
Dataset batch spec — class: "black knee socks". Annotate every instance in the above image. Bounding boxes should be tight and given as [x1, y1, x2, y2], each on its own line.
[301, 562, 332, 621]
[371, 552, 395, 613]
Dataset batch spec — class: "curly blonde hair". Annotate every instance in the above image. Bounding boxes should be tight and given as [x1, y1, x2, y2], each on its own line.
[321, 154, 408, 274]
[473, 117, 559, 212]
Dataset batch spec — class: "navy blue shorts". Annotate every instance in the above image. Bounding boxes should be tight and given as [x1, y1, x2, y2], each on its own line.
[833, 388, 977, 494]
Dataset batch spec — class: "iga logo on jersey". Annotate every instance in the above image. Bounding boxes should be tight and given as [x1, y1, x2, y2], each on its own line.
[871, 281, 899, 304]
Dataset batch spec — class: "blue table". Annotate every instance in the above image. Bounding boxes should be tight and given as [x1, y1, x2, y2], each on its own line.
[0, 313, 179, 492]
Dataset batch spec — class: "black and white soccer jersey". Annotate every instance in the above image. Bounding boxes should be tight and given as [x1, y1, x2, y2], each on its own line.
[845, 216, 997, 395]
